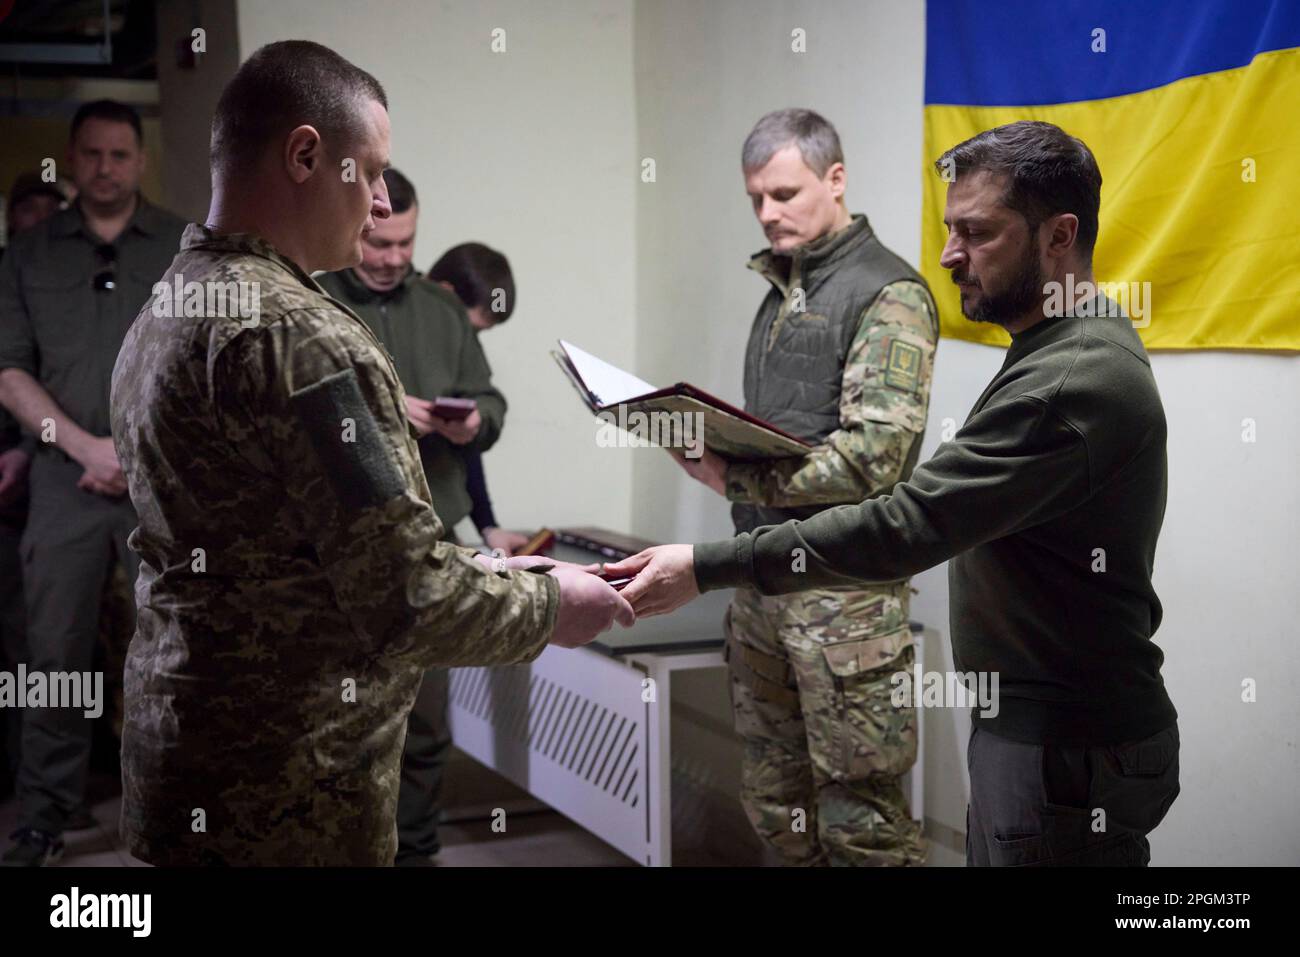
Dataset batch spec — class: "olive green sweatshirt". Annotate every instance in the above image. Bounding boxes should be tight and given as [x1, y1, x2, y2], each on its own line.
[316, 266, 505, 531]
[695, 301, 1177, 746]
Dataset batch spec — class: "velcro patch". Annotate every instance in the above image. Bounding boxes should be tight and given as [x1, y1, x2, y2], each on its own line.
[290, 368, 406, 510]
[884, 339, 922, 393]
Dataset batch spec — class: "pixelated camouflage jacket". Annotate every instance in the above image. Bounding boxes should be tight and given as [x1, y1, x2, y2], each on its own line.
[726, 216, 939, 513]
[109, 225, 558, 865]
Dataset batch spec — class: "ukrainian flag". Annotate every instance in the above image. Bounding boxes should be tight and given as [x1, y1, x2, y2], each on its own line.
[922, 0, 1300, 351]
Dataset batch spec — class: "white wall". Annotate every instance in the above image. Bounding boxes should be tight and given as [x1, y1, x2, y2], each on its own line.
[237, 0, 639, 536]
[633, 0, 1300, 865]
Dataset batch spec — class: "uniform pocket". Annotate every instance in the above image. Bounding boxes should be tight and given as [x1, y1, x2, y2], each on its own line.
[24, 273, 90, 364]
[819, 627, 916, 781]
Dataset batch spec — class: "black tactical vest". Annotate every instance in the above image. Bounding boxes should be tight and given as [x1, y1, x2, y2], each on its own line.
[733, 214, 928, 534]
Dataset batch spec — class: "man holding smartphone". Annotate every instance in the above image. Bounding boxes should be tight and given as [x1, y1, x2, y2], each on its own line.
[317, 168, 508, 865]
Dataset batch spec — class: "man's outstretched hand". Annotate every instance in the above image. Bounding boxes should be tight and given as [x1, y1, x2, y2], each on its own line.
[601, 544, 699, 618]
[549, 564, 636, 647]
[471, 552, 634, 647]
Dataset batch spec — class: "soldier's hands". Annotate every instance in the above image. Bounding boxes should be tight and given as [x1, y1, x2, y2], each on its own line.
[667, 446, 727, 496]
[404, 395, 438, 437]
[549, 565, 636, 648]
[602, 544, 699, 618]
[0, 447, 31, 507]
[431, 408, 482, 446]
[75, 436, 127, 497]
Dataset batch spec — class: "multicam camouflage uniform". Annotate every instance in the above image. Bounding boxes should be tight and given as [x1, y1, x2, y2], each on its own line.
[109, 226, 557, 866]
[722, 227, 938, 866]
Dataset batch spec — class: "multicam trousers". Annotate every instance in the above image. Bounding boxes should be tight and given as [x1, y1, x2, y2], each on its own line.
[724, 582, 925, 866]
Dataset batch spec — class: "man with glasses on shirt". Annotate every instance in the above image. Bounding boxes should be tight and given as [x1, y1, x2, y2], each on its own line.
[0, 100, 185, 866]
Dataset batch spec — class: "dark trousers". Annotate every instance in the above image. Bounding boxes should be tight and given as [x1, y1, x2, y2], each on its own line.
[966, 722, 1179, 866]
[0, 521, 27, 795]
[394, 526, 459, 860]
[396, 666, 452, 859]
[17, 455, 137, 834]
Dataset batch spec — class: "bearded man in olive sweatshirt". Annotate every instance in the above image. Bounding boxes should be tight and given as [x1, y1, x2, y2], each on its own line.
[317, 168, 505, 865]
[606, 121, 1180, 867]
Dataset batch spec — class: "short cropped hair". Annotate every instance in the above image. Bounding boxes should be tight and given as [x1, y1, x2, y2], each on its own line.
[742, 108, 844, 177]
[383, 168, 416, 214]
[70, 100, 143, 145]
[210, 40, 387, 178]
[429, 243, 516, 323]
[934, 120, 1103, 263]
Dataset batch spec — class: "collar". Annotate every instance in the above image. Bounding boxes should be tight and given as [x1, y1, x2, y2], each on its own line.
[746, 213, 874, 288]
[332, 264, 417, 304]
[48, 194, 163, 241]
[1006, 293, 1124, 357]
[179, 223, 323, 291]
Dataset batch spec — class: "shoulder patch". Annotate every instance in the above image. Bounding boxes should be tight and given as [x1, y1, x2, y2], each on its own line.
[289, 367, 406, 509]
[884, 339, 922, 393]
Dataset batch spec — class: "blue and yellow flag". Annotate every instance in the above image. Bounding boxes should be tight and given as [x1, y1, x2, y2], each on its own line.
[922, 0, 1300, 351]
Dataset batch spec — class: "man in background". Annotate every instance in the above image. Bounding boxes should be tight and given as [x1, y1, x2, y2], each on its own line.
[4, 172, 68, 248]
[0, 101, 185, 866]
[317, 170, 510, 865]
[0, 169, 64, 805]
[429, 241, 529, 556]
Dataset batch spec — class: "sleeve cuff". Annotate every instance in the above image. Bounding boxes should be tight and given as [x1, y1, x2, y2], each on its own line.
[519, 572, 561, 662]
[692, 536, 753, 592]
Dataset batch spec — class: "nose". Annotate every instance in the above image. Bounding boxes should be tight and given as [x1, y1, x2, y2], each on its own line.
[939, 235, 966, 271]
[756, 196, 781, 226]
[372, 177, 392, 221]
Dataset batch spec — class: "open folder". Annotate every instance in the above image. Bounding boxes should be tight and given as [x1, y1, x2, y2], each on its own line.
[551, 339, 811, 461]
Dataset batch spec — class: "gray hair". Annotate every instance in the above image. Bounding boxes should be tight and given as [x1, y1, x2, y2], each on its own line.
[741, 108, 844, 177]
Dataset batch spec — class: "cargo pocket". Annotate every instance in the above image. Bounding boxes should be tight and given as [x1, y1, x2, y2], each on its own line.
[819, 627, 916, 782]
[1096, 724, 1181, 835]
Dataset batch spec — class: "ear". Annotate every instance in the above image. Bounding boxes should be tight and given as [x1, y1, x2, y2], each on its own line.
[1044, 212, 1079, 263]
[824, 161, 847, 200]
[283, 125, 323, 185]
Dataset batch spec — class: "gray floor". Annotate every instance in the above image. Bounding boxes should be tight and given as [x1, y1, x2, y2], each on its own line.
[0, 749, 638, 867]
[1, 746, 958, 866]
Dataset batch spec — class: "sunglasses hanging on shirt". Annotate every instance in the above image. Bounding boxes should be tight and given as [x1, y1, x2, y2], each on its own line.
[92, 243, 118, 292]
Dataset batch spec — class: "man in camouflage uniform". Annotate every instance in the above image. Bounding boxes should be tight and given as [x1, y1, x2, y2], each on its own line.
[675, 109, 937, 866]
[108, 40, 631, 867]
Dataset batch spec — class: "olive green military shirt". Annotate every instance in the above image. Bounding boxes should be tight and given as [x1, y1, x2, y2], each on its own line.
[110, 225, 558, 866]
[315, 266, 505, 531]
[0, 197, 186, 441]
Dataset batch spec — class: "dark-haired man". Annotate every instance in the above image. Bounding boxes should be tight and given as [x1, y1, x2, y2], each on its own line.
[0, 100, 185, 866]
[429, 242, 529, 557]
[317, 170, 510, 865]
[608, 120, 1180, 867]
[108, 40, 631, 867]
